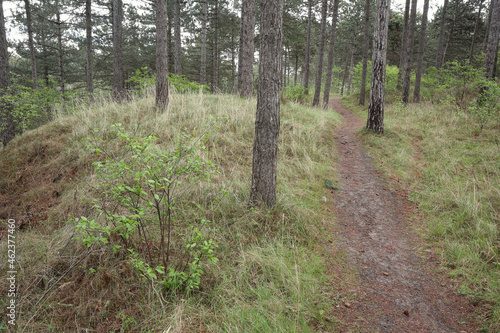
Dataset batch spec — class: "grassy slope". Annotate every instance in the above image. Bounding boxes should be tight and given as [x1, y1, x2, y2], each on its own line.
[0, 90, 342, 332]
[343, 96, 500, 330]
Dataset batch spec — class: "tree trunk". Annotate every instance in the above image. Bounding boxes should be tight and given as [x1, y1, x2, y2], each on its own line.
[0, 0, 14, 146]
[397, 0, 410, 88]
[469, 0, 484, 62]
[56, 1, 64, 96]
[249, 0, 283, 208]
[436, 0, 449, 69]
[231, 26, 236, 92]
[341, 55, 349, 96]
[24, 0, 37, 89]
[200, 0, 207, 85]
[441, 11, 456, 67]
[156, 0, 169, 109]
[312, 0, 328, 107]
[346, 51, 354, 95]
[173, 0, 181, 75]
[322, 0, 340, 109]
[294, 51, 298, 86]
[413, 0, 429, 103]
[303, 0, 312, 94]
[85, 0, 94, 102]
[402, 0, 417, 104]
[359, 0, 370, 105]
[484, 0, 500, 79]
[484, 0, 493, 53]
[113, 0, 125, 101]
[238, 0, 255, 97]
[367, 0, 390, 134]
[167, 0, 174, 72]
[211, 0, 219, 92]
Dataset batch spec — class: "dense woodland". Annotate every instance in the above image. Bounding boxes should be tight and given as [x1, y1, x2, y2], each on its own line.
[0, 0, 500, 331]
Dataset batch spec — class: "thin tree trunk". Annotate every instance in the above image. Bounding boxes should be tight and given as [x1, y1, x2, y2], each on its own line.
[436, 0, 449, 69]
[341, 55, 349, 96]
[413, 0, 429, 103]
[249, 0, 283, 208]
[113, 0, 124, 101]
[303, 0, 312, 94]
[200, 0, 207, 85]
[359, 0, 370, 105]
[238, 0, 255, 97]
[367, 0, 390, 134]
[0, 0, 14, 146]
[167, 0, 174, 72]
[397, 0, 410, 88]
[294, 51, 298, 85]
[231, 27, 236, 92]
[24, 0, 37, 89]
[173, 0, 181, 75]
[41, 27, 48, 85]
[322, 0, 340, 109]
[56, 1, 64, 96]
[402, 0, 417, 104]
[156, 0, 169, 109]
[441, 11, 456, 67]
[484, 0, 500, 79]
[312, 0, 328, 107]
[484, 0, 493, 53]
[212, 0, 219, 92]
[469, 0, 484, 62]
[85, 0, 94, 102]
[346, 52, 354, 95]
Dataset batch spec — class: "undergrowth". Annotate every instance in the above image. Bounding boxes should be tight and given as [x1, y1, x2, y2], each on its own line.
[0, 88, 341, 332]
[343, 95, 500, 330]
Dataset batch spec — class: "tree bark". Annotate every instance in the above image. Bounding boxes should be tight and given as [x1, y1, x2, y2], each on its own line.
[85, 0, 94, 102]
[367, 0, 390, 134]
[113, 0, 125, 102]
[200, 0, 207, 85]
[156, 0, 169, 109]
[359, 0, 370, 105]
[24, 0, 37, 90]
[397, 0, 410, 89]
[211, 0, 219, 92]
[294, 51, 298, 86]
[436, 0, 449, 69]
[469, 0, 484, 62]
[402, 0, 417, 104]
[346, 51, 354, 95]
[55, 1, 65, 96]
[484, 0, 493, 53]
[0, 0, 14, 146]
[249, 0, 283, 208]
[238, 0, 255, 97]
[441, 11, 456, 67]
[413, 0, 429, 103]
[322, 0, 340, 109]
[173, 0, 181, 75]
[303, 0, 312, 94]
[484, 0, 500, 79]
[312, 0, 328, 107]
[341, 55, 349, 96]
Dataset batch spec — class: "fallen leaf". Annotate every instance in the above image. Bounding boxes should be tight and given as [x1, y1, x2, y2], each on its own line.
[403, 310, 409, 316]
[383, 272, 389, 276]
[344, 302, 351, 309]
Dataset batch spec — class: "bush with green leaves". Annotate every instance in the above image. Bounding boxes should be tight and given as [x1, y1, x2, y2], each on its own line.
[281, 84, 307, 103]
[470, 79, 500, 131]
[127, 67, 209, 94]
[75, 123, 220, 293]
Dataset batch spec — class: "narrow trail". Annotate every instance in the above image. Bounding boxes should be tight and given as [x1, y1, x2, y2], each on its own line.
[330, 98, 479, 332]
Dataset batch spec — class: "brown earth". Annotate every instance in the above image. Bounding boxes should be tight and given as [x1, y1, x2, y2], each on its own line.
[328, 98, 482, 332]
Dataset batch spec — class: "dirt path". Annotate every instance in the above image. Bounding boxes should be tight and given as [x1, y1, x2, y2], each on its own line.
[330, 98, 480, 332]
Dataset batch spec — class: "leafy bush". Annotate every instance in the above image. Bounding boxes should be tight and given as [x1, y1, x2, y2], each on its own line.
[281, 84, 307, 103]
[127, 67, 209, 94]
[76, 123, 220, 293]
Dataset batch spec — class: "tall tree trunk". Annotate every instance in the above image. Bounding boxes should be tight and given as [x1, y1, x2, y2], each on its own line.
[24, 0, 37, 89]
[303, 0, 312, 94]
[113, 0, 124, 101]
[359, 0, 370, 105]
[484, 0, 493, 53]
[397, 0, 410, 88]
[211, 0, 219, 92]
[85, 0, 94, 102]
[56, 1, 64, 96]
[156, 0, 169, 109]
[200, 0, 207, 85]
[312, 0, 328, 107]
[249, 0, 283, 208]
[167, 0, 174, 72]
[484, 0, 500, 79]
[367, 0, 390, 134]
[441, 11, 456, 67]
[469, 0, 484, 62]
[402, 0, 417, 104]
[41, 26, 48, 85]
[0, 0, 14, 146]
[341, 55, 349, 96]
[173, 0, 181, 75]
[436, 0, 449, 69]
[413, 0, 429, 103]
[231, 26, 236, 92]
[322, 0, 340, 109]
[237, 0, 255, 97]
[346, 51, 354, 95]
[294, 51, 298, 85]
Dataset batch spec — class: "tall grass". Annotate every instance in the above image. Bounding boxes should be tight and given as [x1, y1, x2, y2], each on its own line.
[0, 88, 341, 331]
[343, 96, 500, 329]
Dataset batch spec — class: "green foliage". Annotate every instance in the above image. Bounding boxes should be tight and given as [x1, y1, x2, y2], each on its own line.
[76, 123, 219, 293]
[127, 67, 209, 94]
[281, 84, 307, 103]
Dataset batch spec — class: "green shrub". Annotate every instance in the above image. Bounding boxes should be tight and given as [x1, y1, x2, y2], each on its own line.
[127, 67, 209, 94]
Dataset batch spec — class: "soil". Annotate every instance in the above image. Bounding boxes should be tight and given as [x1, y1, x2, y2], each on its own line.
[328, 98, 481, 332]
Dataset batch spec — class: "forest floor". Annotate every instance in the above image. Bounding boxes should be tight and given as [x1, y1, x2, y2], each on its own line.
[327, 97, 482, 332]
